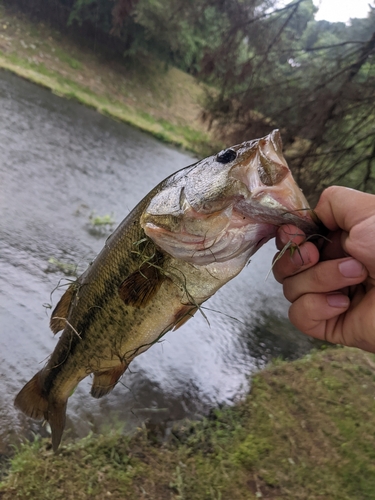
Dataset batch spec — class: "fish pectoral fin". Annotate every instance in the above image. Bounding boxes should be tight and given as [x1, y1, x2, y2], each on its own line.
[50, 284, 76, 334]
[173, 305, 199, 331]
[91, 364, 127, 399]
[118, 262, 165, 308]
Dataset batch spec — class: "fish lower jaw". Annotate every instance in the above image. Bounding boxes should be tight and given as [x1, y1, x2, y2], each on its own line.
[144, 222, 208, 245]
[145, 219, 278, 267]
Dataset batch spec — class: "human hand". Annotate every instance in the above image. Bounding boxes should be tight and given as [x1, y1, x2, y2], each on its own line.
[273, 186, 375, 353]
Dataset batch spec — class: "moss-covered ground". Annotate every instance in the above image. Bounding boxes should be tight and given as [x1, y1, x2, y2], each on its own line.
[0, 3, 217, 155]
[2, 347, 375, 499]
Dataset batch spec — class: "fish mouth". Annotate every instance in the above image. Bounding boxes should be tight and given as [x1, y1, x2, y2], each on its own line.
[144, 206, 280, 266]
[239, 173, 316, 231]
[142, 130, 321, 268]
[230, 133, 318, 236]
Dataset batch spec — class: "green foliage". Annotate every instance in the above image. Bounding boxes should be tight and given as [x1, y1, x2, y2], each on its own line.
[68, 0, 113, 32]
[131, 0, 233, 73]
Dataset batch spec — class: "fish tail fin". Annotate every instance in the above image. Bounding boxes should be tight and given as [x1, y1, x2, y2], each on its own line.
[14, 371, 48, 420]
[15, 371, 67, 451]
[48, 400, 67, 452]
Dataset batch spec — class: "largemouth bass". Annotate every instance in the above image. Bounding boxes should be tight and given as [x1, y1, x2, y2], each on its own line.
[15, 130, 319, 450]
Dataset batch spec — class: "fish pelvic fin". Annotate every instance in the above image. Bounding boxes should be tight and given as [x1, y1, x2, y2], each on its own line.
[50, 284, 77, 334]
[90, 364, 127, 399]
[15, 371, 68, 451]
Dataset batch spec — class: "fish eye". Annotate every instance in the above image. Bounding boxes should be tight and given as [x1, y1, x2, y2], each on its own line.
[216, 148, 237, 164]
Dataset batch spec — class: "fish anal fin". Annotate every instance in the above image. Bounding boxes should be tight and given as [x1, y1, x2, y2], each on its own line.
[118, 263, 164, 308]
[14, 371, 48, 420]
[91, 364, 127, 399]
[173, 305, 198, 331]
[50, 285, 76, 334]
[48, 400, 67, 452]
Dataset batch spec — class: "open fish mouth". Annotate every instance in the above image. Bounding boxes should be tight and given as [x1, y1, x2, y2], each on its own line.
[228, 131, 316, 233]
[142, 130, 318, 266]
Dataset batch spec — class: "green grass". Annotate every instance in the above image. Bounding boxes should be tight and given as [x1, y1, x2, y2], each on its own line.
[2, 348, 375, 499]
[54, 47, 82, 70]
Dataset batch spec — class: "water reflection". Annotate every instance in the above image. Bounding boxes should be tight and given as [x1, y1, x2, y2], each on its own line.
[239, 306, 316, 367]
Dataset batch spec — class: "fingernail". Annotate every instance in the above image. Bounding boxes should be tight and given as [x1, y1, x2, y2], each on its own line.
[326, 293, 350, 308]
[338, 259, 364, 278]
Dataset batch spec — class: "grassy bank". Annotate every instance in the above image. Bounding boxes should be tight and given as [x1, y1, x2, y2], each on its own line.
[0, 3, 216, 155]
[2, 347, 375, 500]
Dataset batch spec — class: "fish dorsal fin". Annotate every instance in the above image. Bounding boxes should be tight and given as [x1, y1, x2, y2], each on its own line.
[91, 364, 127, 399]
[50, 285, 76, 334]
[118, 261, 165, 308]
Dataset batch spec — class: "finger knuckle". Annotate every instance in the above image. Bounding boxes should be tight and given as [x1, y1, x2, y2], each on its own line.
[288, 301, 306, 332]
[310, 264, 327, 289]
[283, 277, 297, 302]
[321, 185, 341, 201]
[288, 294, 319, 332]
[283, 277, 294, 302]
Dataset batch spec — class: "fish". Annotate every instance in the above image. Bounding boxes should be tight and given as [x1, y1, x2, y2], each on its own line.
[14, 129, 319, 451]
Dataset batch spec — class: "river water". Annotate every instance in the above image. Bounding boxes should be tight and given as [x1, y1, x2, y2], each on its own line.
[0, 69, 314, 452]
